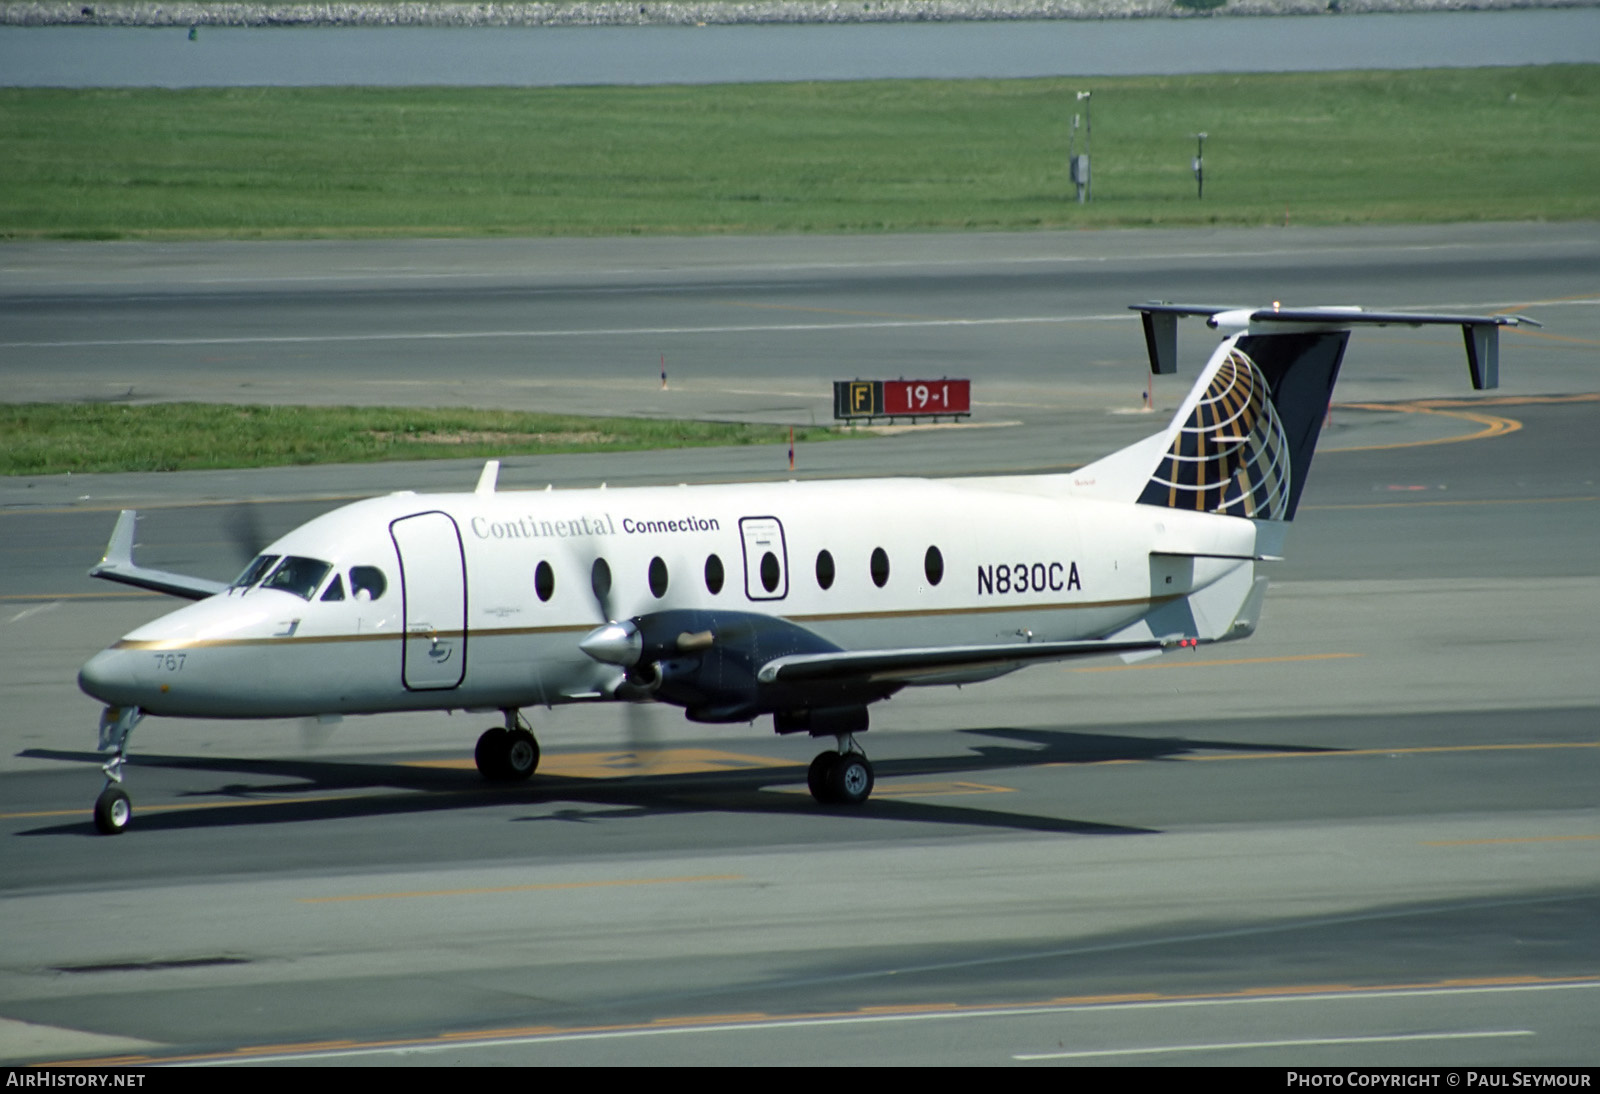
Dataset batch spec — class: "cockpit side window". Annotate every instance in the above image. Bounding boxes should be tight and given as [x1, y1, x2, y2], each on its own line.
[261, 556, 333, 601]
[231, 554, 280, 590]
[320, 574, 346, 602]
[350, 566, 387, 602]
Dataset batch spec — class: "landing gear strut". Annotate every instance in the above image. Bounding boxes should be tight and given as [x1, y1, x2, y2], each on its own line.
[93, 705, 145, 835]
[807, 734, 874, 806]
[475, 710, 540, 783]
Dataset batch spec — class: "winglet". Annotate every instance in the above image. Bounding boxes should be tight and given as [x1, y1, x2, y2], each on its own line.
[1461, 316, 1540, 390]
[475, 459, 500, 495]
[1134, 302, 1231, 376]
[1140, 309, 1179, 376]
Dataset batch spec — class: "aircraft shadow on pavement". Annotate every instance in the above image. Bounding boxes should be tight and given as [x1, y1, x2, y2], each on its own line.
[15, 725, 1338, 839]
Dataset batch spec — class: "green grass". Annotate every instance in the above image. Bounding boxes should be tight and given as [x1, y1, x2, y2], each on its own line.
[2, 67, 1597, 239]
[0, 403, 844, 475]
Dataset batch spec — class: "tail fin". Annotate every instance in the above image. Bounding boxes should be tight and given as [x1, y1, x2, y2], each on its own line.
[1124, 303, 1536, 522]
[1137, 328, 1346, 520]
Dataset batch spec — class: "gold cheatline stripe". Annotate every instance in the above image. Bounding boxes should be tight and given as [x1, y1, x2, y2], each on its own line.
[112, 622, 592, 651]
[108, 595, 1178, 651]
[793, 593, 1174, 624]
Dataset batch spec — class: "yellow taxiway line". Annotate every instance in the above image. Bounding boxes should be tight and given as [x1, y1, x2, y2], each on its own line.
[297, 873, 743, 904]
[39, 973, 1600, 1068]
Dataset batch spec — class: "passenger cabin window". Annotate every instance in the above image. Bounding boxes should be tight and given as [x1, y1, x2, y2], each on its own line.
[924, 545, 944, 586]
[760, 552, 781, 594]
[320, 574, 346, 602]
[232, 554, 280, 589]
[591, 558, 612, 602]
[870, 547, 890, 588]
[815, 550, 835, 590]
[534, 560, 554, 603]
[649, 557, 669, 599]
[262, 556, 332, 601]
[350, 566, 387, 602]
[705, 554, 725, 595]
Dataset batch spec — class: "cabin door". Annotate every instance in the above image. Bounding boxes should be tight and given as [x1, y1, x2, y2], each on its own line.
[390, 511, 468, 691]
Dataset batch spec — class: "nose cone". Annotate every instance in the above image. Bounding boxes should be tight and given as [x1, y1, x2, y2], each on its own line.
[78, 648, 146, 706]
[578, 620, 642, 667]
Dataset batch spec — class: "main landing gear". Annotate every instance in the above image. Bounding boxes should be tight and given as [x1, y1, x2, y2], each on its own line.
[807, 735, 874, 806]
[93, 705, 145, 835]
[475, 710, 540, 783]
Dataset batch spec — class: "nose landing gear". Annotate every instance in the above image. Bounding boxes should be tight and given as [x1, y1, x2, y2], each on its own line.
[93, 705, 145, 835]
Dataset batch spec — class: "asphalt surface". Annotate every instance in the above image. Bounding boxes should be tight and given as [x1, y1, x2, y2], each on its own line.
[0, 224, 1597, 1067]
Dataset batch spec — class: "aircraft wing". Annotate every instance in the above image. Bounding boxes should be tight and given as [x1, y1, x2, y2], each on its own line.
[756, 635, 1175, 686]
[89, 510, 229, 601]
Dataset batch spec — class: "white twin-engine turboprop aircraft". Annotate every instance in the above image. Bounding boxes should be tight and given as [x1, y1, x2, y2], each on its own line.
[77, 302, 1533, 833]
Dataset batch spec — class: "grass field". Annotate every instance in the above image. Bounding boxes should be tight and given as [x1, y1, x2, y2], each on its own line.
[3, 66, 1597, 239]
[0, 404, 843, 475]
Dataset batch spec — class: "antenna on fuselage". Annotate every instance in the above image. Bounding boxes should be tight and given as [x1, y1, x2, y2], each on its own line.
[475, 460, 500, 495]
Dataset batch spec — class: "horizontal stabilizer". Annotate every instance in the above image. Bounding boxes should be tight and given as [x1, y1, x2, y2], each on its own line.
[89, 510, 228, 601]
[1151, 549, 1282, 563]
[1131, 302, 1538, 390]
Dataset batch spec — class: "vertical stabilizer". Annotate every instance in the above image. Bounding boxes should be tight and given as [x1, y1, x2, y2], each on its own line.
[1137, 330, 1348, 521]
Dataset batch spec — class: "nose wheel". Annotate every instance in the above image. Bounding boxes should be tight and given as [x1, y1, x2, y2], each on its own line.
[807, 738, 874, 806]
[475, 711, 540, 782]
[94, 787, 132, 835]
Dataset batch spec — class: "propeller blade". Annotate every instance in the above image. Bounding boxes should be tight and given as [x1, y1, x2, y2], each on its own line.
[223, 503, 266, 567]
[588, 555, 616, 622]
[621, 699, 664, 774]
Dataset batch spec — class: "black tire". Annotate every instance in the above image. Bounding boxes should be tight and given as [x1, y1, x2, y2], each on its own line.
[475, 727, 509, 781]
[504, 728, 540, 781]
[828, 752, 874, 806]
[94, 786, 131, 835]
[807, 752, 838, 804]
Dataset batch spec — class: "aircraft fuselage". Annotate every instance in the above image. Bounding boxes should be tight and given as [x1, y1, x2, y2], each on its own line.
[78, 475, 1256, 721]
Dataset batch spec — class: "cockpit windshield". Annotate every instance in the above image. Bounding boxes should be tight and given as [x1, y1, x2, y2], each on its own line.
[260, 556, 333, 601]
[231, 554, 280, 589]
